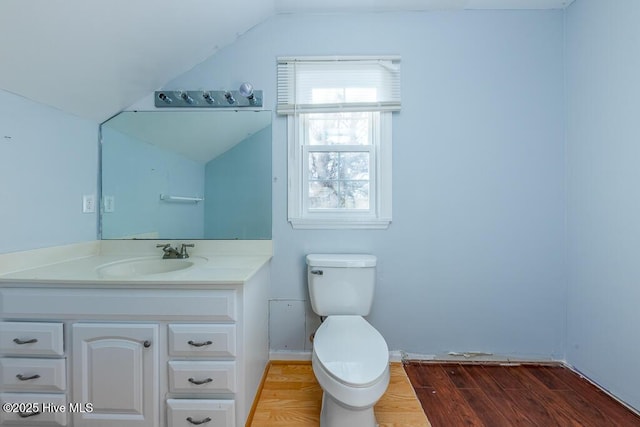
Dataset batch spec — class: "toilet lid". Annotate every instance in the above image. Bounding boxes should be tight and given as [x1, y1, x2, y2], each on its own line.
[313, 316, 389, 388]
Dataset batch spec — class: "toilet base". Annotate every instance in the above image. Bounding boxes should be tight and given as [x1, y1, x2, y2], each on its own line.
[320, 391, 378, 427]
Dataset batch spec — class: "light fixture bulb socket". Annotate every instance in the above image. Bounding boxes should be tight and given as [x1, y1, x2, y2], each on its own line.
[202, 92, 215, 104]
[158, 92, 172, 104]
[181, 92, 194, 104]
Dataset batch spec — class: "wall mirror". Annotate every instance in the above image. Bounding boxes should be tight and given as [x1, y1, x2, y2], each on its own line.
[100, 110, 272, 240]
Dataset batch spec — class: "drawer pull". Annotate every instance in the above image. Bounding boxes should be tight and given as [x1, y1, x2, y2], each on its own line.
[13, 338, 38, 345]
[188, 340, 213, 347]
[16, 373, 41, 381]
[188, 377, 213, 385]
[18, 411, 41, 418]
[143, 340, 152, 348]
[186, 416, 212, 425]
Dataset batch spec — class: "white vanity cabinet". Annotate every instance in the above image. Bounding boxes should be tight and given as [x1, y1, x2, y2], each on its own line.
[0, 259, 270, 427]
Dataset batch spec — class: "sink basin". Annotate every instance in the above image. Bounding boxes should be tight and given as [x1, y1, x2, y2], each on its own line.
[97, 257, 197, 278]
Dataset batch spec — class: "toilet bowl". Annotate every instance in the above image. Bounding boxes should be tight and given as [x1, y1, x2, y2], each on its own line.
[312, 315, 390, 427]
[306, 254, 389, 427]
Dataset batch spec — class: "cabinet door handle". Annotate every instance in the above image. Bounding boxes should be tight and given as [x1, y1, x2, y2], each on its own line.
[186, 416, 212, 425]
[13, 338, 38, 345]
[188, 377, 213, 385]
[143, 340, 152, 348]
[18, 411, 41, 418]
[16, 373, 41, 381]
[188, 340, 213, 347]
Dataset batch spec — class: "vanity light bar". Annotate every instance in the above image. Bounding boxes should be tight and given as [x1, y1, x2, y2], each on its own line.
[155, 89, 263, 108]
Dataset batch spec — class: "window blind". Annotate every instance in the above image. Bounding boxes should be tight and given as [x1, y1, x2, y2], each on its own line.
[277, 56, 401, 115]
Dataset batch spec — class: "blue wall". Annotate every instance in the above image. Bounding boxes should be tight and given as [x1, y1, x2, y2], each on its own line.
[565, 0, 640, 411]
[101, 127, 205, 239]
[166, 10, 567, 360]
[0, 90, 97, 254]
[204, 126, 271, 239]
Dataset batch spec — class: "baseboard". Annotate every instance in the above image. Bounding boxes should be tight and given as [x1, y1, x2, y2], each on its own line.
[268, 350, 550, 364]
[389, 350, 407, 363]
[562, 362, 640, 417]
[401, 351, 560, 365]
[269, 350, 312, 361]
[269, 350, 411, 363]
[269, 349, 559, 365]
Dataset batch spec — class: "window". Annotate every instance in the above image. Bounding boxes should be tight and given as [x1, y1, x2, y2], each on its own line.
[278, 56, 401, 229]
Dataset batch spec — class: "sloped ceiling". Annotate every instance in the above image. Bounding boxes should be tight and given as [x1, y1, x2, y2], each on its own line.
[103, 110, 271, 163]
[0, 0, 574, 124]
[0, 0, 275, 123]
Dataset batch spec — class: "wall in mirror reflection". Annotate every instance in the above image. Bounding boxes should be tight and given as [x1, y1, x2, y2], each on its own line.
[101, 114, 271, 240]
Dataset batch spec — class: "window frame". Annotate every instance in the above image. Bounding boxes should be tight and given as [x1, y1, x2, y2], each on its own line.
[287, 111, 392, 229]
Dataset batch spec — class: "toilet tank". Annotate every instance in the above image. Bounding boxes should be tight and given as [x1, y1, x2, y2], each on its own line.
[306, 254, 377, 316]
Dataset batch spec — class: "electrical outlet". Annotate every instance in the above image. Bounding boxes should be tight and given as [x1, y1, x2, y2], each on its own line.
[82, 195, 96, 213]
[103, 196, 115, 213]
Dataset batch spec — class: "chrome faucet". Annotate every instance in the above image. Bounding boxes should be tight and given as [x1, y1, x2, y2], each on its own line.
[180, 243, 194, 259]
[156, 244, 181, 259]
[156, 243, 194, 259]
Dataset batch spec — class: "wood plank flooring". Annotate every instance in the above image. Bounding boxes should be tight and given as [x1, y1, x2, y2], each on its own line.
[249, 361, 431, 426]
[404, 362, 640, 427]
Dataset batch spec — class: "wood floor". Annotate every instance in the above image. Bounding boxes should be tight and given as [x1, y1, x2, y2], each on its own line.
[248, 361, 431, 426]
[405, 362, 640, 427]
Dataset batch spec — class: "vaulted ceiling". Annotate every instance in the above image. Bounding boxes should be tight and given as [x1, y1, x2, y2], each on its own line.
[0, 0, 574, 123]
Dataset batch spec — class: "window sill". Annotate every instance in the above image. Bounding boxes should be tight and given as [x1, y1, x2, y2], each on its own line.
[289, 217, 391, 230]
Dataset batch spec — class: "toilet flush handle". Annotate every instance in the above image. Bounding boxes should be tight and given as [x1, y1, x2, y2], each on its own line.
[310, 269, 323, 276]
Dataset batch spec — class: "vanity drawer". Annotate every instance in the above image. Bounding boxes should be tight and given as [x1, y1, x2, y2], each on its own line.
[0, 322, 64, 356]
[0, 358, 66, 392]
[168, 361, 236, 394]
[0, 289, 237, 321]
[166, 399, 234, 427]
[168, 324, 236, 358]
[0, 393, 67, 426]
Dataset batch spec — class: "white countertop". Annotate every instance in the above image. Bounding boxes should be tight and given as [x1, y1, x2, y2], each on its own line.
[0, 240, 272, 286]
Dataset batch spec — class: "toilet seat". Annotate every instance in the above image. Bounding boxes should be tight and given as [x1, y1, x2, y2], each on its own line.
[313, 315, 389, 388]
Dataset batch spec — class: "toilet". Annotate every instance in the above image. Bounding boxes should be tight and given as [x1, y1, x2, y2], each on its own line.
[306, 254, 390, 427]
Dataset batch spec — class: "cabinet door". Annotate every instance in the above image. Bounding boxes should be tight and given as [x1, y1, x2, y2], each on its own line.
[72, 323, 158, 427]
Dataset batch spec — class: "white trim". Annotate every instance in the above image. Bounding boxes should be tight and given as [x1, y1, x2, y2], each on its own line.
[377, 112, 392, 222]
[287, 112, 393, 230]
[270, 349, 560, 365]
[289, 218, 391, 230]
[277, 103, 400, 115]
[277, 55, 401, 62]
[287, 117, 301, 222]
[269, 351, 312, 361]
[389, 350, 407, 363]
[269, 350, 403, 363]
[267, 351, 560, 365]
